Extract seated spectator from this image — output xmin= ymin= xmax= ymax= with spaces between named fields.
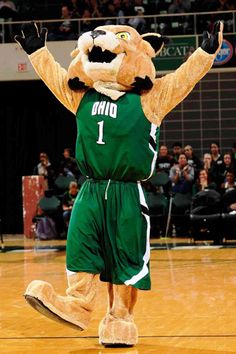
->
xmin=168 ymin=0 xmax=192 ymax=34
xmin=0 ymin=0 xmax=18 ymax=17
xmin=212 ymin=152 xmax=236 ymax=189
xmin=128 ymin=5 xmax=147 ymax=33
xmin=184 ymin=145 xmax=203 ymax=179
xmin=80 ymin=8 xmax=93 ymax=34
xmin=156 ymin=145 xmax=175 ymax=174
xmin=59 ymin=147 xmax=80 ymax=179
xmin=192 ymin=169 xmax=217 ymax=195
xmin=68 ymin=0 xmax=81 ymax=18
xmin=217 ymin=0 xmax=235 ymax=11
xmin=33 ymin=152 xmax=56 ymax=189
xmin=47 ymin=5 xmax=78 ymax=41
xmin=210 ymin=141 xmax=223 ymax=165
xmin=169 ymin=153 xmax=194 ymax=194
xmin=62 ymin=181 xmax=79 ymax=228
xmin=220 ymin=170 xmax=236 ymax=194
xmin=202 ymin=152 xmax=214 ymax=180
xmin=169 ymin=153 xmax=194 ymax=237
xmin=168 ymin=0 xmax=191 ymax=13
xmin=171 ymin=141 xmax=183 ymax=163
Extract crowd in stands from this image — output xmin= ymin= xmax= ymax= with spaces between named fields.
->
xmin=0 ymin=0 xmax=235 ymax=42
xmin=142 ymin=141 xmax=236 ymax=239
xmin=32 ymin=142 xmax=236 ymax=241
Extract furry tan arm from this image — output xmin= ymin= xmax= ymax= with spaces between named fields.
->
xmin=29 ymin=47 xmax=86 ymax=114
xmin=141 ymin=48 xmax=215 ymax=126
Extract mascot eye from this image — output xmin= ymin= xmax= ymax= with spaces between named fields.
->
xmin=116 ymin=32 xmax=131 ymax=41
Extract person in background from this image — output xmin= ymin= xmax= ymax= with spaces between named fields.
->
xmin=212 ymin=152 xmax=236 ymax=189
xmin=59 ymin=147 xmax=80 ymax=179
xmin=169 ymin=153 xmax=194 ymax=237
xmin=202 ymin=152 xmax=214 ymax=180
xmin=156 ymin=144 xmax=175 ymax=175
xmin=210 ymin=141 xmax=223 ymax=164
xmin=62 ymin=181 xmax=79 ymax=228
xmin=33 ymin=152 xmax=56 ymax=189
xmin=192 ymin=168 xmax=217 ymax=195
xmin=47 ymin=5 xmax=77 ymax=41
xmin=169 ymin=153 xmax=194 ymax=194
xmin=220 ymin=170 xmax=236 ymax=194
xmin=171 ymin=141 xmax=183 ymax=163
xmin=184 ymin=145 xmax=203 ymax=179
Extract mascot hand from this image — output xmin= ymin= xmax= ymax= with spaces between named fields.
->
xmin=15 ymin=22 xmax=47 ymax=55
xmin=201 ymin=21 xmax=223 ymax=55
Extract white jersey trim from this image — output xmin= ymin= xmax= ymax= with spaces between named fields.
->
xmin=142 ymin=123 xmax=158 ymax=181
xmin=124 ymin=182 xmax=150 ymax=286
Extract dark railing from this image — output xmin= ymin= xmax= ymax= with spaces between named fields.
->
xmin=0 ymin=10 xmax=235 ymax=43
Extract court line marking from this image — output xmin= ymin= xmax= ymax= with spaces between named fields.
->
xmin=1 ymin=334 xmax=236 ymax=340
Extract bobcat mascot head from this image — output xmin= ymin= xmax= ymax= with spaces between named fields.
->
xmin=67 ymin=25 xmax=167 ymax=98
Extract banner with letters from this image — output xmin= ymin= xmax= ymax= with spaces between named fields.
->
xmin=0 ymin=34 xmax=236 ymax=81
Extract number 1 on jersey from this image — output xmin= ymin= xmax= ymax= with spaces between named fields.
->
xmin=96 ymin=120 xmax=105 ymax=145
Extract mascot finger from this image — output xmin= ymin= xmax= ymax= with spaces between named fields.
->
xmin=21 ymin=22 xmax=40 ymax=38
xmin=14 ymin=35 xmax=25 ymax=48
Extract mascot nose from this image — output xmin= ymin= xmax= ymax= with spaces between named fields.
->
xmin=90 ymin=30 xmax=106 ymax=39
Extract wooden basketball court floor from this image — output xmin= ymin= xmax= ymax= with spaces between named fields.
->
xmin=1 ymin=235 xmax=236 ymax=353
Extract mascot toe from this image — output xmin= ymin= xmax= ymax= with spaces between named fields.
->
xmin=15 ymin=20 xmax=223 ymax=347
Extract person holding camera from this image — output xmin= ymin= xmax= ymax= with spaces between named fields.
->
xmin=169 ymin=153 xmax=194 ymax=194
xmin=169 ymin=153 xmax=194 ymax=236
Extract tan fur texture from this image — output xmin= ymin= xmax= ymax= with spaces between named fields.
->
xmin=24 ymin=273 xmax=99 ymax=330
xmin=99 ymin=284 xmax=138 ymax=345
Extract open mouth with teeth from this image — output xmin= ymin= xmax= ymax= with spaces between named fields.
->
xmin=88 ymin=46 xmax=117 ymax=63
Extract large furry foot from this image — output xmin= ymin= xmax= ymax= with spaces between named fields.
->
xmin=25 ymin=280 xmax=93 ymax=330
xmin=25 ymin=294 xmax=83 ymax=331
xmin=99 ymin=314 xmax=138 ymax=347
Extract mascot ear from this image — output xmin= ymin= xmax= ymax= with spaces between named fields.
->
xmin=141 ymin=33 xmax=169 ymax=56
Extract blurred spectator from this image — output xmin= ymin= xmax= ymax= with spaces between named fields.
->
xmin=210 ymin=141 xmax=223 ymax=164
xmin=113 ymin=0 xmax=125 ymax=25
xmin=62 ymin=181 xmax=79 ymax=227
xmin=68 ymin=0 xmax=81 ymax=18
xmin=168 ymin=0 xmax=192 ymax=34
xmin=220 ymin=170 xmax=236 ymax=194
xmin=212 ymin=152 xmax=236 ymax=189
xmin=47 ymin=5 xmax=78 ymax=41
xmin=170 ymin=153 xmax=194 ymax=236
xmin=184 ymin=145 xmax=203 ymax=179
xmin=171 ymin=141 xmax=183 ymax=163
xmin=122 ymin=0 xmax=135 ymax=17
xmin=202 ymin=152 xmax=214 ymax=181
xmin=169 ymin=153 xmax=194 ymax=194
xmin=217 ymin=0 xmax=235 ymax=11
xmin=59 ymin=147 xmax=80 ymax=179
xmin=128 ymin=4 xmax=147 ymax=33
xmin=80 ymin=8 xmax=94 ymax=33
xmin=192 ymin=168 xmax=217 ymax=195
xmin=156 ymin=144 xmax=175 ymax=174
xmin=168 ymin=0 xmax=191 ymax=13
xmin=33 ymin=152 xmax=56 ymax=189
xmin=0 ymin=0 xmax=16 ymax=11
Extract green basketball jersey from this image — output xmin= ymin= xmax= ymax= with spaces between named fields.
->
xmin=75 ymin=89 xmax=160 ymax=181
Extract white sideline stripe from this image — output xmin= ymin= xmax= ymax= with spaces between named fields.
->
xmin=124 ymin=182 xmax=150 ymax=286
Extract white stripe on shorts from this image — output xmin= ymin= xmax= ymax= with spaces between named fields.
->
xmin=124 ymin=182 xmax=150 ymax=286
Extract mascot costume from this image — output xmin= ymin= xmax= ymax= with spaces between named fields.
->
xmin=15 ymin=21 xmax=223 ymax=347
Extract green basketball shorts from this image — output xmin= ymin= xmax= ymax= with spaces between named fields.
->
xmin=66 ymin=179 xmax=151 ymax=290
